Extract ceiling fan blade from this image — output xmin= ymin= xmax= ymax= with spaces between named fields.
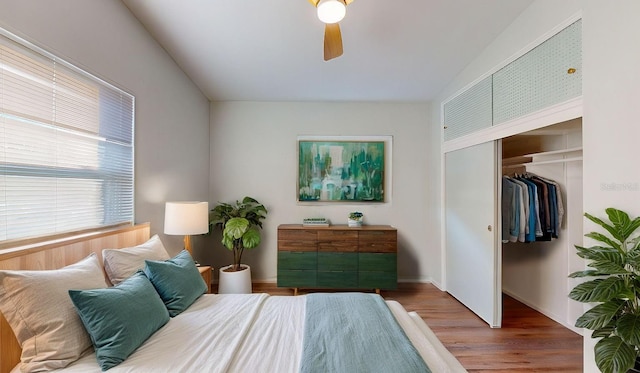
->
xmin=344 ymin=0 xmax=355 ymax=5
xmin=324 ymin=23 xmax=343 ymax=61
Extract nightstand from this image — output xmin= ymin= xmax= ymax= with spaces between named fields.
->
xmin=198 ymin=265 xmax=212 ymax=294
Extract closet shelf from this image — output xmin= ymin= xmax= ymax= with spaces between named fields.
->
xmin=503 ymin=146 xmax=583 ymax=166
xmin=503 ymin=156 xmax=533 ymax=167
xmin=526 ymin=156 xmax=583 ymax=166
xmin=523 ymin=146 xmax=583 ymax=157
xmin=503 ymin=156 xmax=583 ymax=168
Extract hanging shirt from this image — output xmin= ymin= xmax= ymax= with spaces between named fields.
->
xmin=516 ymin=177 xmax=538 ymax=242
xmin=530 ymin=177 xmax=552 ymax=241
xmin=535 ymin=175 xmax=564 ymax=233
xmin=502 ymin=177 xmax=522 ymax=243
xmin=501 ymin=177 xmax=514 ymax=243
xmin=511 ymin=178 xmax=531 ymax=241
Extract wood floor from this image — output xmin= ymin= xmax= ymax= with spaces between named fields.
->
xmin=250 ymin=282 xmax=583 ymax=372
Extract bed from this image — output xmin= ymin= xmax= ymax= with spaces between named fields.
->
xmin=0 ymin=223 xmax=466 ymax=373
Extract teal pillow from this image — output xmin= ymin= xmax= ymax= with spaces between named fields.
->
xmin=144 ymin=250 xmax=207 ymax=317
xmin=68 ymin=271 xmax=169 ymax=371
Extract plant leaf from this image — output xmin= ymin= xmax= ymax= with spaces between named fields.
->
xmin=241 ymin=196 xmax=259 ymax=205
xmin=221 ymin=234 xmax=234 ymax=251
xmin=589 ymin=260 xmax=628 ymax=275
xmin=241 ymin=228 xmax=261 ymax=249
xmin=617 ymin=314 xmax=640 ymax=346
xmin=575 ymin=300 xmax=624 ymax=330
xmin=568 ymin=270 xmax=607 ymax=278
xmin=623 ymin=217 xmax=640 ymax=243
xmin=607 ymin=208 xmax=640 ymax=243
xmin=224 ymin=217 xmax=250 ymax=239
xmin=591 ymin=323 xmax=615 ymax=339
xmin=586 ymin=212 xmax=624 ymax=243
xmin=628 ymin=246 xmax=640 ymax=273
xmin=606 ymin=208 xmax=633 ymax=240
xmin=576 ymin=245 xmax=621 ymax=261
xmin=584 ymin=233 xmax=621 ymax=252
xmin=582 ymin=248 xmax=627 ymax=274
xmin=594 ymin=336 xmax=636 ymax=373
xmin=569 ymin=278 xmax=626 ymax=303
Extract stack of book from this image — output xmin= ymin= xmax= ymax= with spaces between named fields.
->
xmin=302 ymin=218 xmax=330 ymax=227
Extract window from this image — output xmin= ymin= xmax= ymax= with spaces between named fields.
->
xmin=0 ymin=29 xmax=134 ymax=241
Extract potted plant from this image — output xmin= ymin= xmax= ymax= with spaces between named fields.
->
xmin=569 ymin=208 xmax=640 ymax=373
xmin=348 ymin=211 xmax=363 ymax=227
xmin=209 ymin=196 xmax=268 ymax=293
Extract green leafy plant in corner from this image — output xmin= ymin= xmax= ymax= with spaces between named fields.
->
xmin=569 ymin=208 xmax=640 ymax=373
xmin=209 ymin=196 xmax=268 ymax=272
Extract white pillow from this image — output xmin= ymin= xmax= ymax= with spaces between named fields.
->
xmin=102 ymin=234 xmax=170 ymax=285
xmin=0 ymin=253 xmax=107 ymax=372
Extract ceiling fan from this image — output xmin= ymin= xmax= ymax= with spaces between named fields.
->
xmin=308 ymin=0 xmax=355 ymax=61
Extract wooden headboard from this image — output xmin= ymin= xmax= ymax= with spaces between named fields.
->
xmin=0 ymin=223 xmax=151 ymax=373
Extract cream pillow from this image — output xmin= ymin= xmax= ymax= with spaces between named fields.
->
xmin=102 ymin=234 xmax=170 ymax=285
xmin=0 ymin=253 xmax=107 ymax=372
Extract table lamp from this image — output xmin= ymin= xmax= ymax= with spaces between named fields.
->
xmin=164 ymin=201 xmax=209 ymax=256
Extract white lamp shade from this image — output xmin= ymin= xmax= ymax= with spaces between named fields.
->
xmin=317 ymin=0 xmax=346 ymax=24
xmin=164 ymin=201 xmax=209 ymax=235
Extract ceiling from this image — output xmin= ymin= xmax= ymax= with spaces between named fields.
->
xmin=122 ymin=0 xmax=533 ymax=102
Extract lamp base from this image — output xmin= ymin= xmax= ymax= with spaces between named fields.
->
xmin=183 ymin=235 xmax=198 ymax=265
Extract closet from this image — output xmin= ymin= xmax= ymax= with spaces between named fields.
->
xmin=500 ymin=118 xmax=583 ymax=333
xmin=442 ymin=16 xmax=583 ymax=330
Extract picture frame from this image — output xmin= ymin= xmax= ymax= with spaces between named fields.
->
xmin=297 ymin=135 xmax=391 ymax=203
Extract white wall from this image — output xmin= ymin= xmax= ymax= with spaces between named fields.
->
xmin=581 ymin=1 xmax=640 ymax=371
xmin=206 ymin=101 xmax=436 ymax=283
xmin=434 ymin=0 xmax=640 ymax=371
xmin=0 ymin=0 xmax=211 ymax=257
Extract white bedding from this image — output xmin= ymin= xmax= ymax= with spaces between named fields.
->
xmin=24 ymin=294 xmax=466 ymax=373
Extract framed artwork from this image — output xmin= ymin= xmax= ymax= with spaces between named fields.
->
xmin=297 ymin=136 xmax=391 ymax=202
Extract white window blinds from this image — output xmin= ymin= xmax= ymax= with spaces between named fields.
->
xmin=0 ymin=30 xmax=134 ymax=241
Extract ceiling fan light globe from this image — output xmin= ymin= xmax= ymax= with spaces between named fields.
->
xmin=317 ymin=0 xmax=346 ymax=24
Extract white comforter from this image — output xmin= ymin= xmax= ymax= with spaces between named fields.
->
xmin=38 ymin=294 xmax=465 ymax=373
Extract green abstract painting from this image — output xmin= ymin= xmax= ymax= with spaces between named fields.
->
xmin=298 ymin=140 xmax=385 ymax=202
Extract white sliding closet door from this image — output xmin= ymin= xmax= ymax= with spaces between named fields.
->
xmin=445 ymin=141 xmax=501 ymax=327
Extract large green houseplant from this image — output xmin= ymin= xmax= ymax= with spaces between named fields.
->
xmin=569 ymin=208 xmax=640 ymax=373
xmin=209 ymin=196 xmax=268 ymax=272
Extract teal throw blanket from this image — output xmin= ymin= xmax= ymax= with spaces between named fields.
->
xmin=300 ymin=293 xmax=431 ymax=373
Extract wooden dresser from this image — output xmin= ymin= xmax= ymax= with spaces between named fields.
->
xmin=277 ymin=224 xmax=397 ymax=294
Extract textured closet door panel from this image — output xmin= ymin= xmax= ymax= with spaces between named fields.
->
xmin=443 ymin=76 xmax=493 ymax=141
xmin=445 ymin=141 xmax=501 ymax=327
xmin=493 ymin=20 xmax=582 ymax=125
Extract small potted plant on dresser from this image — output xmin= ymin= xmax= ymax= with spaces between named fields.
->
xmin=348 ymin=211 xmax=363 ymax=227
xmin=209 ymin=196 xmax=268 ymax=294
xmin=568 ymin=208 xmax=640 ymax=373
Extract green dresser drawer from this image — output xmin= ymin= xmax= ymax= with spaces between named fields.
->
xmin=277 ymin=270 xmax=317 ymax=287
xmin=358 ymin=271 xmax=397 ymax=290
xmin=317 ymin=271 xmax=358 ymax=288
xmin=317 ymin=252 xmax=358 ymax=271
xmin=358 ymin=253 xmax=397 ymax=272
xmin=278 ymin=251 xmax=317 ymax=270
